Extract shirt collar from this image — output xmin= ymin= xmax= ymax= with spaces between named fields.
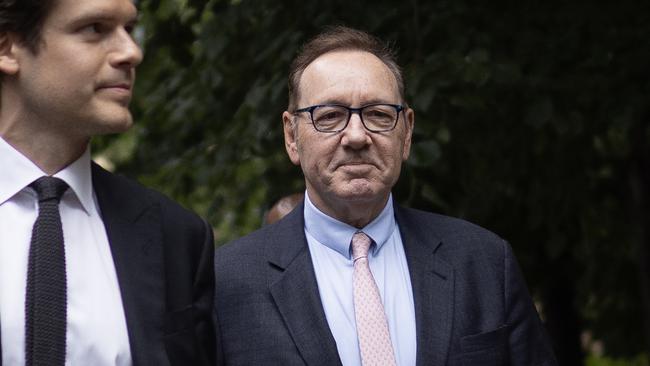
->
xmin=0 ymin=137 xmax=94 ymax=215
xmin=303 ymin=191 xmax=396 ymax=260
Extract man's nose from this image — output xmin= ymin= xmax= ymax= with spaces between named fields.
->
xmin=109 ymin=29 xmax=143 ymax=69
xmin=341 ymin=112 xmax=371 ymax=149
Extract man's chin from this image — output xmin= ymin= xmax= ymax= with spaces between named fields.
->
xmin=334 ymin=182 xmax=384 ymax=203
xmin=89 ymin=116 xmax=133 ymax=135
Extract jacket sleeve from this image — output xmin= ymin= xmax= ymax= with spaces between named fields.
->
xmin=503 ymin=241 xmax=558 ymax=366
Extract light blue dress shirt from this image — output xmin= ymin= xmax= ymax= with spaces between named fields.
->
xmin=304 ymin=192 xmax=417 ymax=366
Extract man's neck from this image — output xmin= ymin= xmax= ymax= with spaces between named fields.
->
xmin=0 ymin=85 xmax=90 ymax=174
xmin=1 ymin=123 xmax=88 ymax=175
xmin=307 ymin=190 xmax=390 ymax=229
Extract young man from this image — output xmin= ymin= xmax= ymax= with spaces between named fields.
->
xmin=214 ymin=26 xmax=558 ymax=365
xmin=0 ymin=0 xmax=214 ymax=364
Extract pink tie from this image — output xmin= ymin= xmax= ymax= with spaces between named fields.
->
xmin=351 ymin=231 xmax=397 ymax=366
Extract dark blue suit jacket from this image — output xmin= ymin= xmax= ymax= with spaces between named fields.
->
xmin=214 ymin=201 xmax=557 ymax=365
xmin=1 ymin=163 xmax=215 ymax=366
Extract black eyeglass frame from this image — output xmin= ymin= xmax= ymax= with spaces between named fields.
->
xmin=293 ymin=103 xmax=405 ymax=133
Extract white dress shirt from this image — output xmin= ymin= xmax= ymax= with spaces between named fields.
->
xmin=0 ymin=137 xmax=132 ymax=365
xmin=304 ymin=192 xmax=417 ymax=366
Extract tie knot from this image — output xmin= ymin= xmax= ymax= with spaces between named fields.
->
xmin=30 ymin=176 xmax=69 ymax=202
xmin=351 ymin=231 xmax=372 ymax=261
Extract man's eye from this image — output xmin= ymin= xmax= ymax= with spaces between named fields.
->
xmin=81 ymin=23 xmax=108 ymax=35
xmin=124 ymin=19 xmax=139 ymax=35
xmin=366 ymin=110 xmax=390 ymax=118
xmin=320 ymin=112 xmax=344 ymax=120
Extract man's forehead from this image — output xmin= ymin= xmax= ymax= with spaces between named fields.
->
xmin=299 ymin=50 xmax=400 ymax=104
xmin=46 ymin=0 xmax=138 ymax=23
xmin=305 ymin=50 xmax=390 ymax=75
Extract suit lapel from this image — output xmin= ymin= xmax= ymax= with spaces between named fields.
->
xmin=92 ymin=163 xmax=167 ymax=366
xmin=396 ymin=206 xmax=454 ymax=366
xmin=266 ymin=205 xmax=342 ymax=366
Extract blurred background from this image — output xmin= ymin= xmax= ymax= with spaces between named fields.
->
xmin=93 ymin=0 xmax=650 ymax=364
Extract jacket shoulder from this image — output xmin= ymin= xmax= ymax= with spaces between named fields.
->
xmin=397 ymin=206 xmax=504 ymax=244
xmin=216 ymin=206 xmax=299 ymax=259
xmin=395 ymin=206 xmax=508 ymax=264
xmin=215 ymin=203 xmax=306 ymax=277
xmin=91 ymin=162 xmax=205 ymax=226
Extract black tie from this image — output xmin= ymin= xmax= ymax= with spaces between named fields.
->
xmin=25 ymin=176 xmax=69 ymax=366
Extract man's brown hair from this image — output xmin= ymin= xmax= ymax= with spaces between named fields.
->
xmin=0 ymin=0 xmax=56 ymax=52
xmin=287 ymin=26 xmax=405 ymax=112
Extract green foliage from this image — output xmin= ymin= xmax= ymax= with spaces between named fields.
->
xmin=94 ymin=0 xmax=650 ymax=360
xmin=587 ymin=354 xmax=649 ymax=366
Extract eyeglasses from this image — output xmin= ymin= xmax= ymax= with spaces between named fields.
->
xmin=293 ymin=103 xmax=405 ymax=133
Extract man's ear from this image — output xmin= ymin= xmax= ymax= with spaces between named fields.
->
xmin=0 ymin=33 xmax=20 ymax=75
xmin=401 ymin=107 xmax=415 ymax=161
xmin=283 ymin=111 xmax=301 ymax=166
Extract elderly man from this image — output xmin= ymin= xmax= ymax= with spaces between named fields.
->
xmin=0 ymin=0 xmax=214 ymax=364
xmin=214 ymin=26 xmax=557 ymax=365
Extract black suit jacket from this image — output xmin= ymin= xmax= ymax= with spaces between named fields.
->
xmin=1 ymin=163 xmax=215 ymax=366
xmin=214 ymin=201 xmax=557 ymax=365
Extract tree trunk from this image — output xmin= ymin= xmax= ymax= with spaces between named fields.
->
xmin=626 ymin=111 xmax=650 ymax=354
xmin=542 ymin=266 xmax=585 ymax=365
xmin=628 ymin=146 xmax=650 ymax=354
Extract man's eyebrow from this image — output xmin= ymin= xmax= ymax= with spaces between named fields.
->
xmin=316 ymin=98 xmax=347 ymax=106
xmin=316 ymin=98 xmax=394 ymax=106
xmin=69 ymin=11 xmax=139 ymax=26
xmin=359 ymin=98 xmax=395 ymax=106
